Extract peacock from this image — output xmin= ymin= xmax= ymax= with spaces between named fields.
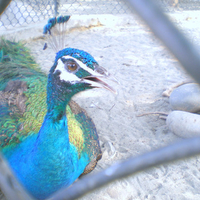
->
xmin=0 ymin=16 xmax=115 ymax=199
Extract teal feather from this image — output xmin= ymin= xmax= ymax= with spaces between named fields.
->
xmin=0 ymin=32 xmax=104 ymax=199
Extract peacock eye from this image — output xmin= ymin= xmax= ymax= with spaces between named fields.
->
xmin=65 ymin=62 xmax=78 ymax=72
xmin=61 ymin=57 xmax=79 ymax=72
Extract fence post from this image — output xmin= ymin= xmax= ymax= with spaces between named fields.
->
xmin=54 ymin=0 xmax=60 ymax=16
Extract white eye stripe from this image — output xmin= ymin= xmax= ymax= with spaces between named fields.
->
xmin=55 ymin=59 xmax=80 ymax=83
xmin=61 ymin=55 xmax=101 ymax=77
xmin=54 ymin=55 xmax=104 ymax=84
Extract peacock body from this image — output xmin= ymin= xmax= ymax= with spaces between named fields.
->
xmin=0 ymin=16 xmax=114 ymax=199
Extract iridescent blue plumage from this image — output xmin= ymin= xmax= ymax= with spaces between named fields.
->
xmin=4 ymin=114 xmax=89 ymax=199
xmin=0 ymin=16 xmax=115 ymax=199
xmin=55 ymin=48 xmax=97 ymax=70
xmin=43 ymin=15 xmax=70 ymax=34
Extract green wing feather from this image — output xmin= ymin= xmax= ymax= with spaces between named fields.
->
xmin=0 ymin=38 xmax=43 ymax=90
xmin=0 ymin=39 xmax=101 ymax=163
xmin=0 ymin=38 xmax=46 ymax=147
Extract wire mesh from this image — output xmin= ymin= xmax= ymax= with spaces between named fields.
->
xmin=156 ymin=0 xmax=200 ymax=11
xmin=0 ymin=0 xmax=55 ymax=30
xmin=1 ymin=0 xmax=200 ymax=30
xmin=179 ymin=0 xmax=200 ymax=10
xmin=58 ymin=0 xmax=131 ymax=15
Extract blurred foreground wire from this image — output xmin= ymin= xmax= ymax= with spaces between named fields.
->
xmin=0 ymin=0 xmax=11 ymax=15
xmin=0 ymin=153 xmax=33 ymax=200
xmin=50 ymin=137 xmax=200 ymax=200
xmin=124 ymin=0 xmax=200 ymax=84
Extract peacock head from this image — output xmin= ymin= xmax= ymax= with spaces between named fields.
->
xmin=44 ymin=16 xmax=115 ymax=108
xmin=47 ymin=48 xmax=115 ymax=107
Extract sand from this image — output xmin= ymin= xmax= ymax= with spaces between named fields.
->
xmin=6 ymin=10 xmax=200 ymax=200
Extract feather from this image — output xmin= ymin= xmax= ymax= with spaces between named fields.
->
xmin=43 ymin=15 xmax=70 ymax=52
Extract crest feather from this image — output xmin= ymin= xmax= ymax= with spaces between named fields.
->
xmin=43 ymin=15 xmax=71 ymax=52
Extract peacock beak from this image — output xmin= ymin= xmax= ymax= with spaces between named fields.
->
xmin=82 ymin=65 xmax=118 ymax=94
xmin=83 ymin=75 xmax=117 ymax=94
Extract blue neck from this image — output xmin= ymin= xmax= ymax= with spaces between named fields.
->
xmin=47 ymin=99 xmax=69 ymax=122
xmin=37 ymin=111 xmax=69 ymax=150
xmin=20 ymin=106 xmax=75 ymax=199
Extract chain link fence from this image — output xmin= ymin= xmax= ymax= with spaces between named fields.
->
xmin=1 ymin=0 xmax=200 ymax=30
xmin=0 ymin=0 xmax=55 ymax=30
xmin=158 ymin=0 xmax=200 ymax=11
xmin=57 ymin=0 xmax=131 ymax=15
xmin=179 ymin=0 xmax=200 ymax=10
xmin=0 ymin=0 xmax=131 ymax=30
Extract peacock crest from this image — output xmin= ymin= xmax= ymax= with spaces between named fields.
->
xmin=43 ymin=15 xmax=70 ymax=52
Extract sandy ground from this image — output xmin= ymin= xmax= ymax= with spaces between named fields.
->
xmin=16 ymin=10 xmax=200 ymax=200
